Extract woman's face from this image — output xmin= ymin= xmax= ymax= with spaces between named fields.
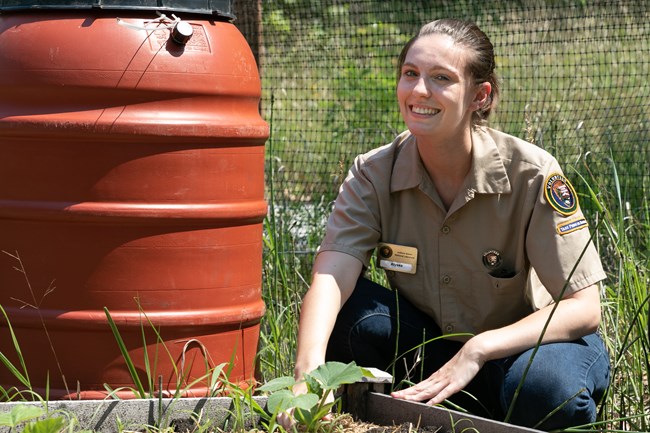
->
xmin=397 ymin=34 xmax=489 ymax=142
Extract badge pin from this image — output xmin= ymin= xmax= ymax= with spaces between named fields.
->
xmin=379 ymin=245 xmax=393 ymax=259
xmin=482 ymin=249 xmax=503 ymax=270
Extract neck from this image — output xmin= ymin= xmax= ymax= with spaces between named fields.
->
xmin=416 ymin=128 xmax=473 ymax=180
xmin=415 ymin=129 xmax=473 ymax=210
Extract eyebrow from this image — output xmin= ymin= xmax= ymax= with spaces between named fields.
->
xmin=401 ymin=61 xmax=459 ymax=75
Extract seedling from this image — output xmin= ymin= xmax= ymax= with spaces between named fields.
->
xmin=0 ymin=405 xmax=65 ymax=433
xmin=257 ymin=361 xmax=373 ymax=432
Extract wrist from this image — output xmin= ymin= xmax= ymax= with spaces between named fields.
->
xmin=465 ymin=332 xmax=493 ymax=364
xmin=294 ymin=358 xmax=324 ymax=381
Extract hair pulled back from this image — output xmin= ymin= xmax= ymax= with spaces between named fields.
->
xmin=397 ymin=18 xmax=499 ymax=125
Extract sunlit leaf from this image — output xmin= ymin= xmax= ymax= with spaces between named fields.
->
xmin=267 ymin=389 xmax=296 ymax=413
xmin=291 ymin=393 xmax=319 ymax=411
xmin=309 ymin=361 xmax=366 ymax=390
xmin=257 ymin=376 xmax=296 ymax=393
xmin=0 ymin=405 xmax=45 ymax=428
xmin=23 ymin=417 xmax=65 ymax=433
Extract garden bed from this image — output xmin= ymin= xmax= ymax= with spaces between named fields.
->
xmin=0 ymin=369 xmax=542 ymax=433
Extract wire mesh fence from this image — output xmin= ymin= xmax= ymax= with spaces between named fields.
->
xmin=234 ymin=0 xmax=649 ymax=213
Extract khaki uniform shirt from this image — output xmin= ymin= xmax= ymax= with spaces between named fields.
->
xmin=319 ymin=127 xmax=606 ymax=341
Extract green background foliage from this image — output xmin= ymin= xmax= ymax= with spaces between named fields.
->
xmin=235 ymin=0 xmax=649 ymax=209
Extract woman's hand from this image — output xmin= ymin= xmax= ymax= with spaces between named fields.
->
xmin=276 ymin=381 xmax=306 ymax=430
xmin=390 ymin=337 xmax=486 ymax=405
xmin=280 ymin=251 xmax=362 ymax=428
xmin=390 ymin=284 xmax=601 ymax=406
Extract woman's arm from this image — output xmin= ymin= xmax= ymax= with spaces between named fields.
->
xmin=293 ymin=250 xmax=364 ymax=381
xmin=391 ymin=284 xmax=601 ymax=405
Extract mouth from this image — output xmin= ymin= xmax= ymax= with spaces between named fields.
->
xmin=410 ymin=105 xmax=440 ymax=116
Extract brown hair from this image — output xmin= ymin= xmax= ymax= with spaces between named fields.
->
xmin=397 ymin=19 xmax=499 ymax=124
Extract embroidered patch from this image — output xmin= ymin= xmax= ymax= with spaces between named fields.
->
xmin=544 ymin=173 xmax=579 ymax=216
xmin=557 ymin=217 xmax=588 ymax=235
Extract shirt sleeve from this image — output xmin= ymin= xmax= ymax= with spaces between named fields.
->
xmin=526 ymin=158 xmax=606 ymax=301
xmin=318 ymin=154 xmax=382 ymax=267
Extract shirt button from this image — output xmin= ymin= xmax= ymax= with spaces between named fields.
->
xmin=445 ymin=324 xmax=454 ymax=333
xmin=441 ymin=275 xmax=452 ymax=284
xmin=441 ymin=225 xmax=451 ymax=234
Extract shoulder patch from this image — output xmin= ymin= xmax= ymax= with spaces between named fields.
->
xmin=544 ymin=173 xmax=579 ymax=216
xmin=556 ymin=217 xmax=588 ymax=235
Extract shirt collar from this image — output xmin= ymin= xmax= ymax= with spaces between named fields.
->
xmin=390 ymin=128 xmax=511 ymax=195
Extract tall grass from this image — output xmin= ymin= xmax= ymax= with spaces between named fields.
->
xmin=578 ymin=155 xmax=649 ymax=432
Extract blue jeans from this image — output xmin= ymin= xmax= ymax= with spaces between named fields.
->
xmin=326 ymin=277 xmax=611 ymax=430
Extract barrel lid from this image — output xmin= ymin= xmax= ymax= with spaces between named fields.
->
xmin=0 ymin=1 xmax=234 ymax=19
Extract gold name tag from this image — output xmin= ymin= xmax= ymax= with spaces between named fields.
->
xmin=377 ymin=243 xmax=418 ymax=274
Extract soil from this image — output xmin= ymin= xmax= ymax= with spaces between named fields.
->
xmin=334 ymin=414 xmax=442 ymax=433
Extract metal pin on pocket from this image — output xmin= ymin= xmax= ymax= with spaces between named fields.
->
xmin=482 ymin=249 xmax=503 ymax=271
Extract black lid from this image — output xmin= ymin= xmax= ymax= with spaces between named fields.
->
xmin=0 ymin=0 xmax=234 ymax=19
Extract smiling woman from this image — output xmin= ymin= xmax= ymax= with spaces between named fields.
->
xmin=287 ymin=18 xmax=610 ymax=431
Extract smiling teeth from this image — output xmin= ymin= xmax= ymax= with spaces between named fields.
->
xmin=412 ymin=106 xmax=440 ymax=115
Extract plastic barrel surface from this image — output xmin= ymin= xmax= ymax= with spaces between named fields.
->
xmin=0 ymin=5 xmax=268 ymax=398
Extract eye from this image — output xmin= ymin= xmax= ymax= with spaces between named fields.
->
xmin=402 ymin=69 xmax=418 ymax=78
xmin=434 ymin=74 xmax=450 ymax=81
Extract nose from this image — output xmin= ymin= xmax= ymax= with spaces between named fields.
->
xmin=413 ymin=77 xmax=430 ymax=96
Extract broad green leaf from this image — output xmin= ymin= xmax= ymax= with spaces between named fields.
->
xmin=257 ymin=376 xmax=295 ymax=393
xmin=290 ymin=393 xmax=319 ymax=411
xmin=0 ymin=405 xmax=45 ymax=427
xmin=309 ymin=361 xmax=366 ymax=390
xmin=23 ymin=417 xmax=65 ymax=433
xmin=267 ymin=390 xmax=319 ymax=414
xmin=266 ymin=389 xmax=296 ymax=413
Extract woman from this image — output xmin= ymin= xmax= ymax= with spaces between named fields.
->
xmin=292 ymin=19 xmax=610 ymax=430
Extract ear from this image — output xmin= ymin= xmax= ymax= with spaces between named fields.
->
xmin=472 ymin=82 xmax=492 ymax=111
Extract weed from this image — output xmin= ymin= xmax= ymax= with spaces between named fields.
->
xmin=257 ymin=361 xmax=372 ymax=432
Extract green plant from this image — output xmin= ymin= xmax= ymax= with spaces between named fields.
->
xmin=103 ymin=304 xmax=233 ymax=401
xmin=0 ymin=305 xmax=33 ymax=401
xmin=256 ymin=361 xmax=373 ymax=432
xmin=0 ymin=405 xmax=64 ymax=433
xmin=577 ymin=155 xmax=650 ymax=432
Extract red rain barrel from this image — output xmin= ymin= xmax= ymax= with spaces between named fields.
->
xmin=0 ymin=1 xmax=268 ymax=399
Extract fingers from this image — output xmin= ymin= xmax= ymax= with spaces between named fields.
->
xmin=390 ymin=354 xmax=477 ymax=406
xmin=277 ymin=409 xmax=295 ymax=430
xmin=424 ymin=383 xmax=458 ymax=406
xmin=391 ymin=375 xmax=460 ymax=405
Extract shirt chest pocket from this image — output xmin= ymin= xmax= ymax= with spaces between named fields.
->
xmin=468 ymin=269 xmax=530 ymax=328
xmin=478 ymin=269 xmax=527 ymax=292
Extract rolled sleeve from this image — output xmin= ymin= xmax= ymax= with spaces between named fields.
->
xmin=526 ymin=160 xmax=606 ymax=301
xmin=318 ymin=155 xmax=382 ymax=267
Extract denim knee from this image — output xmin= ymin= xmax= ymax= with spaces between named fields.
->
xmin=504 ymin=365 xmax=597 ymax=429
xmin=500 ymin=333 xmax=610 ymax=430
xmin=326 ymin=277 xmax=397 ymax=368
